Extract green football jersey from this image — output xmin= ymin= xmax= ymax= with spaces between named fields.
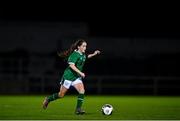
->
xmin=62 ymin=50 xmax=86 ymax=81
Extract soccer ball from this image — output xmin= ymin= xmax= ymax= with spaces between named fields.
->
xmin=101 ymin=104 xmax=113 ymax=115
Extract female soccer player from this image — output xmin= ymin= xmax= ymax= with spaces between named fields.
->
xmin=42 ymin=39 xmax=100 ymax=114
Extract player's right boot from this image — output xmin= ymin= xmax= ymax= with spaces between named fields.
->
xmin=42 ymin=97 xmax=49 ymax=109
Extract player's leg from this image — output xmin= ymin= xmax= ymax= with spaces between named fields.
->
xmin=42 ymin=85 xmax=68 ymax=109
xmin=72 ymin=78 xmax=85 ymax=114
xmin=47 ymin=85 xmax=68 ymax=101
xmin=42 ymin=80 xmax=71 ymax=109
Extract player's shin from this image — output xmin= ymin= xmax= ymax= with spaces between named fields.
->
xmin=76 ymin=93 xmax=84 ymax=109
xmin=47 ymin=93 xmax=60 ymax=102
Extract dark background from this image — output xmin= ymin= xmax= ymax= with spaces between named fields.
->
xmin=0 ymin=7 xmax=180 ymax=95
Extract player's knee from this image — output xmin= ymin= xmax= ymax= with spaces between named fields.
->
xmin=58 ymin=92 xmax=65 ymax=98
xmin=79 ymin=89 xmax=85 ymax=94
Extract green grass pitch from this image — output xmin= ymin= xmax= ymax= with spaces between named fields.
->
xmin=0 ymin=95 xmax=180 ymax=120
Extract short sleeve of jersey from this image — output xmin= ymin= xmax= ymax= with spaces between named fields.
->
xmin=68 ymin=52 xmax=79 ymax=64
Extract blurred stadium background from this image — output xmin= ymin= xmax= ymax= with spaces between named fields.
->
xmin=0 ymin=11 xmax=180 ymax=96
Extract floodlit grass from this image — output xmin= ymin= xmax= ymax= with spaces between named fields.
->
xmin=0 ymin=95 xmax=180 ymax=120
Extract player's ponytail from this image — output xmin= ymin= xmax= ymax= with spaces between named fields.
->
xmin=58 ymin=39 xmax=86 ymax=58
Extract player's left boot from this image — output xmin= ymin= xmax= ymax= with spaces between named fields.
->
xmin=75 ymin=108 xmax=85 ymax=115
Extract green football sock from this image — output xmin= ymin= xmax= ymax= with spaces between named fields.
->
xmin=47 ymin=93 xmax=59 ymax=102
xmin=76 ymin=93 xmax=84 ymax=109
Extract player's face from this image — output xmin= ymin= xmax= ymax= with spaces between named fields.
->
xmin=78 ymin=42 xmax=87 ymax=53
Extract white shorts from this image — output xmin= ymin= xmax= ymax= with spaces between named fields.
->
xmin=61 ymin=77 xmax=83 ymax=89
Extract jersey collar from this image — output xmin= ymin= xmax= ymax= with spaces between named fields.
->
xmin=74 ymin=50 xmax=83 ymax=55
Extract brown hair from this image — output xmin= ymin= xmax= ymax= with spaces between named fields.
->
xmin=58 ymin=39 xmax=86 ymax=58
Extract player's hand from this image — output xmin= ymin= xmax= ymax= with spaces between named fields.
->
xmin=94 ymin=50 xmax=101 ymax=55
xmin=80 ymin=72 xmax=85 ymax=78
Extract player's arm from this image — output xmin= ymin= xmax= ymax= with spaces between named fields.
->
xmin=87 ymin=50 xmax=101 ymax=59
xmin=69 ymin=63 xmax=85 ymax=78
